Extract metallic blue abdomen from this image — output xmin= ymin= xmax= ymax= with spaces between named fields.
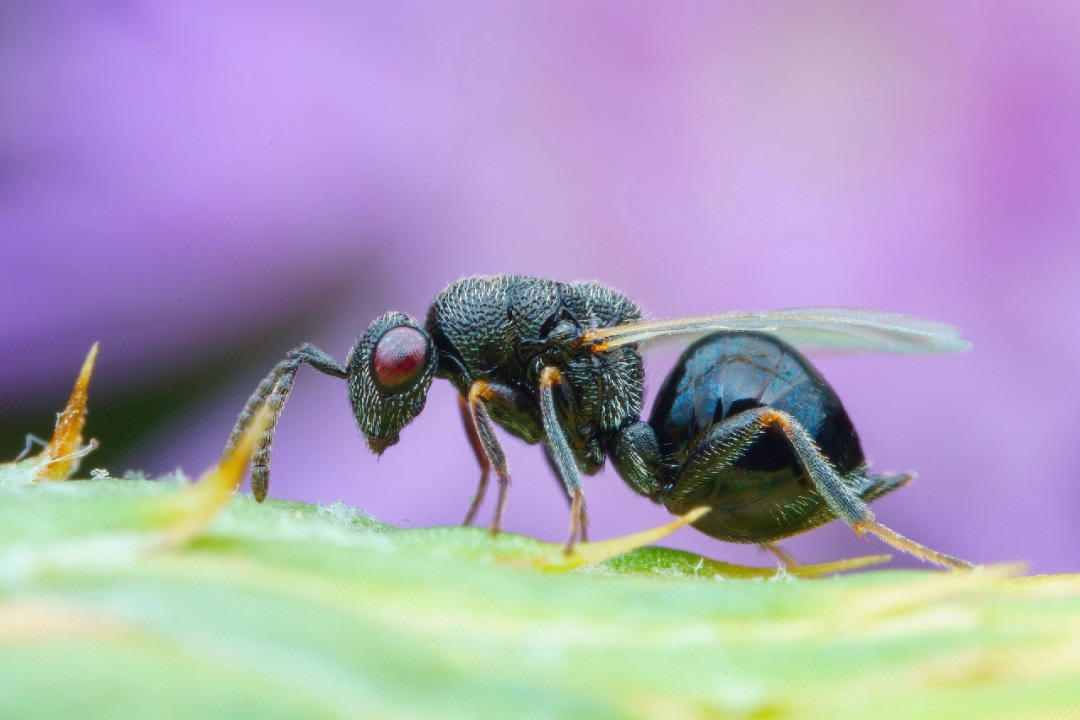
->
xmin=648 ymin=331 xmax=865 ymax=542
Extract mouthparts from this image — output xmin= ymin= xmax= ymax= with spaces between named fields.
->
xmin=366 ymin=434 xmax=396 ymax=455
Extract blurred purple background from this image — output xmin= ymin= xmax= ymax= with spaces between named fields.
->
xmin=4 ymin=2 xmax=1079 ymax=571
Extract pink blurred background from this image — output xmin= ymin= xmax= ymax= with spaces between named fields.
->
xmin=4 ymin=2 xmax=1078 ymax=571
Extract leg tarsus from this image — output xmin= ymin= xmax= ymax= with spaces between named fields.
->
xmin=565 ymin=488 xmax=587 ymax=553
xmin=458 ymin=395 xmax=491 ymax=526
xmin=854 ymin=518 xmax=974 ymax=570
xmin=678 ymin=406 xmax=968 ymax=570
xmin=541 ymin=445 xmax=590 ymax=543
xmin=491 ymin=473 xmax=510 ymax=536
xmin=463 ymin=471 xmax=489 ymax=527
xmin=762 ymin=542 xmax=799 ymax=568
xmin=761 ymin=409 xmax=971 ymax=568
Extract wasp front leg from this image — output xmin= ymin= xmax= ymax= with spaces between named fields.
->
xmin=462 ymin=380 xmax=538 ymax=536
xmin=458 ymin=395 xmax=491 ymax=527
xmin=538 ymin=367 xmax=589 ymax=553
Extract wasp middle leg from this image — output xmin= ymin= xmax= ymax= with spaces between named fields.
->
xmin=538 ymin=367 xmax=588 ymax=553
xmin=464 ymin=380 xmax=532 ymax=536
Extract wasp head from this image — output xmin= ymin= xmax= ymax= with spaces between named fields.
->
xmin=346 ymin=312 xmax=437 ymax=454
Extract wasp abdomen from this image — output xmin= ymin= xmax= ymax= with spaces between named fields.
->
xmin=647 ymin=331 xmax=867 ymax=542
xmin=650 ymin=332 xmax=863 ymax=472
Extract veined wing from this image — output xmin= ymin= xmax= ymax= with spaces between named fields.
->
xmin=582 ymin=308 xmax=971 ymax=355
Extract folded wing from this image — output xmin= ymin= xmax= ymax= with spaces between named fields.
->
xmin=583 ymin=307 xmax=970 ymax=355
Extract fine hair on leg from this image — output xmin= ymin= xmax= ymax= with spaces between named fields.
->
xmin=223 ymin=345 xmax=347 ymax=502
xmin=458 ymin=395 xmax=492 ymax=526
xmin=758 ymin=408 xmax=973 ymax=570
xmin=538 ymin=367 xmax=588 ymax=553
xmin=466 ymin=381 xmax=512 ymax=535
xmin=674 ymin=406 xmax=972 ymax=569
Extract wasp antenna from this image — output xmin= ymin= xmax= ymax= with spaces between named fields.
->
xmin=224 ymin=344 xmax=347 ymax=502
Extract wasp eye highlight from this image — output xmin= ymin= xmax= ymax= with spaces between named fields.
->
xmin=372 ymin=326 xmax=429 ymax=389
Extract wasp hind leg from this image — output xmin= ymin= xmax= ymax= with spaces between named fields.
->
xmin=759 ymin=473 xmax=911 ymax=567
xmin=674 ymin=408 xmax=972 ymax=570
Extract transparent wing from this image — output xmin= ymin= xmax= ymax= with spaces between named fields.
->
xmin=583 ymin=308 xmax=970 ymax=355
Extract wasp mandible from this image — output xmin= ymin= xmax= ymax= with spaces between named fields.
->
xmin=224 ymin=275 xmax=973 ymax=568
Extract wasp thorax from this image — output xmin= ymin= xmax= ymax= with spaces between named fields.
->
xmin=346 ymin=312 xmax=436 ymax=453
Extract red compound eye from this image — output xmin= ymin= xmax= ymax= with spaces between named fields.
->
xmin=372 ymin=326 xmax=428 ymax=389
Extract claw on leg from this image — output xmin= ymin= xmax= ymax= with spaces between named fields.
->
xmin=490 ymin=473 xmax=509 ymax=536
xmin=564 ymin=488 xmax=587 ymax=554
xmin=462 ymin=469 xmax=489 ymax=527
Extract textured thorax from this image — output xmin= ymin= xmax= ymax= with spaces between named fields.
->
xmin=425 ymin=276 xmax=645 ymax=453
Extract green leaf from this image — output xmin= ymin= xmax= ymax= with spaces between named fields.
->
xmin=3 ymin=457 xmax=1080 ymax=719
